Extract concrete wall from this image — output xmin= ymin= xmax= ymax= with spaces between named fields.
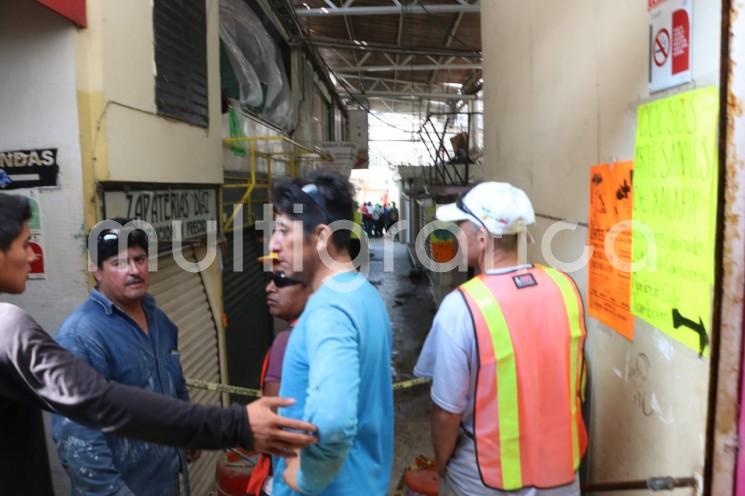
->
xmin=481 ymin=0 xmax=720 ymax=489
xmin=0 ymin=0 xmax=88 ymax=337
xmin=293 ymin=57 xmax=330 ymax=146
xmin=0 ymin=2 xmax=90 ymax=493
xmin=90 ymin=0 xmax=223 ymax=184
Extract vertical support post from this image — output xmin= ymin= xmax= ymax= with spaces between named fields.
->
xmin=249 ymin=142 xmax=257 ymax=224
xmin=466 ymin=112 xmax=472 ymax=185
xmin=267 ymin=155 xmax=273 ymax=203
xmin=707 ymin=0 xmax=745 ymax=493
xmin=291 ymin=48 xmax=302 ymax=140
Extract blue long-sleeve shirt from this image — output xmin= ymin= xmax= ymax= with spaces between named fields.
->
xmin=273 ymin=272 xmax=394 ymax=496
xmin=52 ymin=290 xmax=188 ymax=496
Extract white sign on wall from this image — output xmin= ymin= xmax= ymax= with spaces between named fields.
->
xmin=649 ymin=0 xmax=692 ymax=93
xmin=103 ymin=185 xmax=218 ymax=243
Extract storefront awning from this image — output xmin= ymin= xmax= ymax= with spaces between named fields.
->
xmin=36 ymin=0 xmax=86 ymax=28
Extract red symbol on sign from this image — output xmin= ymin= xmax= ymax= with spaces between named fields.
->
xmin=654 ymin=28 xmax=670 ymax=67
xmin=29 ymin=241 xmax=44 ymax=275
xmin=672 ymin=9 xmax=690 ymax=75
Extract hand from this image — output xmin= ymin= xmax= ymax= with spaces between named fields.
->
xmin=246 ymin=396 xmax=318 ymax=457
xmin=186 ymin=449 xmax=201 ymax=464
xmin=431 ymin=458 xmax=447 ymax=476
xmin=283 ymin=452 xmax=301 ymax=492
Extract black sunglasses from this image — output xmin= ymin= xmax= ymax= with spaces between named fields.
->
xmin=455 ymin=191 xmax=489 ymax=231
xmin=272 ymin=271 xmax=303 ymax=288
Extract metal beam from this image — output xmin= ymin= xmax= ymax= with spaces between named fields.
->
xmin=430 ymin=12 xmax=465 ymax=84
xmin=307 ymin=38 xmax=481 ymax=57
xmin=342 ymin=11 xmax=365 ymax=94
xmin=339 ymin=74 xmax=434 ymax=90
xmin=347 ymin=92 xmax=480 ymax=100
xmin=333 ymin=63 xmax=482 ymax=73
xmin=339 ymin=74 xmax=470 ymax=95
xmin=394 ymin=6 xmax=405 ymax=93
xmin=296 ymin=3 xmax=480 ymax=16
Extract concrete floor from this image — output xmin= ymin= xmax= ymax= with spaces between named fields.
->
xmin=366 ymin=239 xmax=436 ymax=494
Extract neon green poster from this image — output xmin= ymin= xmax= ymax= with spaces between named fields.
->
xmin=631 ymin=87 xmax=719 ymax=355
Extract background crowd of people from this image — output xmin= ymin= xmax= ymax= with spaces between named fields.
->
xmin=359 ymin=201 xmax=399 ymax=238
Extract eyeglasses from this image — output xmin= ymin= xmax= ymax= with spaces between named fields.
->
xmin=455 ymin=191 xmax=489 ymax=231
xmin=272 ymin=271 xmax=303 ymax=289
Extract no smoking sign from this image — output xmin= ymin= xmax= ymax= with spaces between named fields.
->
xmin=653 ymin=28 xmax=670 ymax=67
xmin=649 ymin=0 xmax=691 ymax=92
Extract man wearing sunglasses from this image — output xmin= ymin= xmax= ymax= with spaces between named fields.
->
xmin=269 ymin=171 xmax=394 ymax=496
xmin=50 ymin=219 xmax=311 ymax=496
xmin=412 ymin=182 xmax=586 ymax=496
xmin=0 ymin=194 xmax=316 ymax=496
xmin=247 ymin=261 xmax=312 ymax=496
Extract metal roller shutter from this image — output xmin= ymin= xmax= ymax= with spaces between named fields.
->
xmin=223 ymin=226 xmax=274 ymax=403
xmin=150 ymin=247 xmax=221 ymax=496
xmin=153 ymin=0 xmax=209 ymax=127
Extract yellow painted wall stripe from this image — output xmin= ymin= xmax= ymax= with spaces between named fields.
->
xmin=462 ymin=278 xmax=523 ymax=490
xmin=541 ymin=267 xmax=583 ymax=469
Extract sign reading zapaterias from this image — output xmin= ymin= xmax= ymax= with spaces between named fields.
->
xmin=0 ymin=148 xmax=59 ymax=189
xmin=103 ymin=184 xmax=218 ymax=243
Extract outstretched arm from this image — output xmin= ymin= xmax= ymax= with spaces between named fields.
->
xmin=2 ymin=306 xmax=316 ymax=453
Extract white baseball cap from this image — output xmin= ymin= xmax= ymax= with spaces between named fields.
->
xmin=436 ymin=182 xmax=535 ymax=236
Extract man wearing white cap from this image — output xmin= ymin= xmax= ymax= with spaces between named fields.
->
xmin=413 ymin=182 xmax=587 ymax=496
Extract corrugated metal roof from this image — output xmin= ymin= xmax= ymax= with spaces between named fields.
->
xmin=293 ymin=0 xmax=482 ymax=91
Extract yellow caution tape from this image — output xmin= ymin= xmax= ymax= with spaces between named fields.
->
xmin=186 ymin=377 xmax=431 ymax=398
xmin=186 ymin=378 xmax=261 ymax=398
xmin=392 ymin=377 xmax=432 ymax=391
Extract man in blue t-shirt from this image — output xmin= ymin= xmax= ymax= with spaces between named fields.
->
xmin=268 ymin=171 xmax=393 ymax=495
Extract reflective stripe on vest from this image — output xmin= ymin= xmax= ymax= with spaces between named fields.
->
xmin=542 ymin=266 xmax=585 ymax=471
xmin=459 ymin=265 xmax=587 ymax=491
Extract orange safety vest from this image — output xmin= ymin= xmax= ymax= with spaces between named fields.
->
xmin=458 ymin=264 xmax=587 ymax=491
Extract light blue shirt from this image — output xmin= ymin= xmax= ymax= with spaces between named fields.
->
xmin=273 ymin=272 xmax=393 ymax=496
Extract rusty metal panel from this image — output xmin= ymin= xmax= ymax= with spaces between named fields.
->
xmin=708 ymin=0 xmax=745 ymax=493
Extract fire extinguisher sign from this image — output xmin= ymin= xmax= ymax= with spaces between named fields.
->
xmin=649 ymin=0 xmax=691 ymax=93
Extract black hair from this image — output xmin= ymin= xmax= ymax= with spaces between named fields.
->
xmin=272 ymin=170 xmax=355 ymax=251
xmin=0 ymin=193 xmax=32 ymax=252
xmin=92 ymin=218 xmax=150 ymax=268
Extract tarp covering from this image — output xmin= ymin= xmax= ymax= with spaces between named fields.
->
xmin=219 ymin=0 xmax=293 ymax=131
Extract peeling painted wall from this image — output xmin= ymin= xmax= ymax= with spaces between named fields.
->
xmin=92 ymin=0 xmax=224 ymax=185
xmin=482 ymin=0 xmax=721 ymax=489
xmin=0 ymin=2 xmax=88 ymax=494
xmin=0 ymin=0 xmax=88 ymax=331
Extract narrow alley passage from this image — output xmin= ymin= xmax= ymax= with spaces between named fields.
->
xmin=5 ymin=1 xmax=745 ymax=495
xmin=366 ymin=238 xmax=435 ymax=492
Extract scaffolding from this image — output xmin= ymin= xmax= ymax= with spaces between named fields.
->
xmin=222 ymin=136 xmax=321 ymax=232
xmin=417 ymin=111 xmax=482 ymax=187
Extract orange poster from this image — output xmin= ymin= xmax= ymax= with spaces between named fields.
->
xmin=588 ymin=161 xmax=634 ymax=339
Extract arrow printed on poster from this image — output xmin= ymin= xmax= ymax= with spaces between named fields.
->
xmin=671 ymin=308 xmax=709 ymax=356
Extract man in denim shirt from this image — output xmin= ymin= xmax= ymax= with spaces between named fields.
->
xmin=53 ymin=221 xmax=197 ymax=496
